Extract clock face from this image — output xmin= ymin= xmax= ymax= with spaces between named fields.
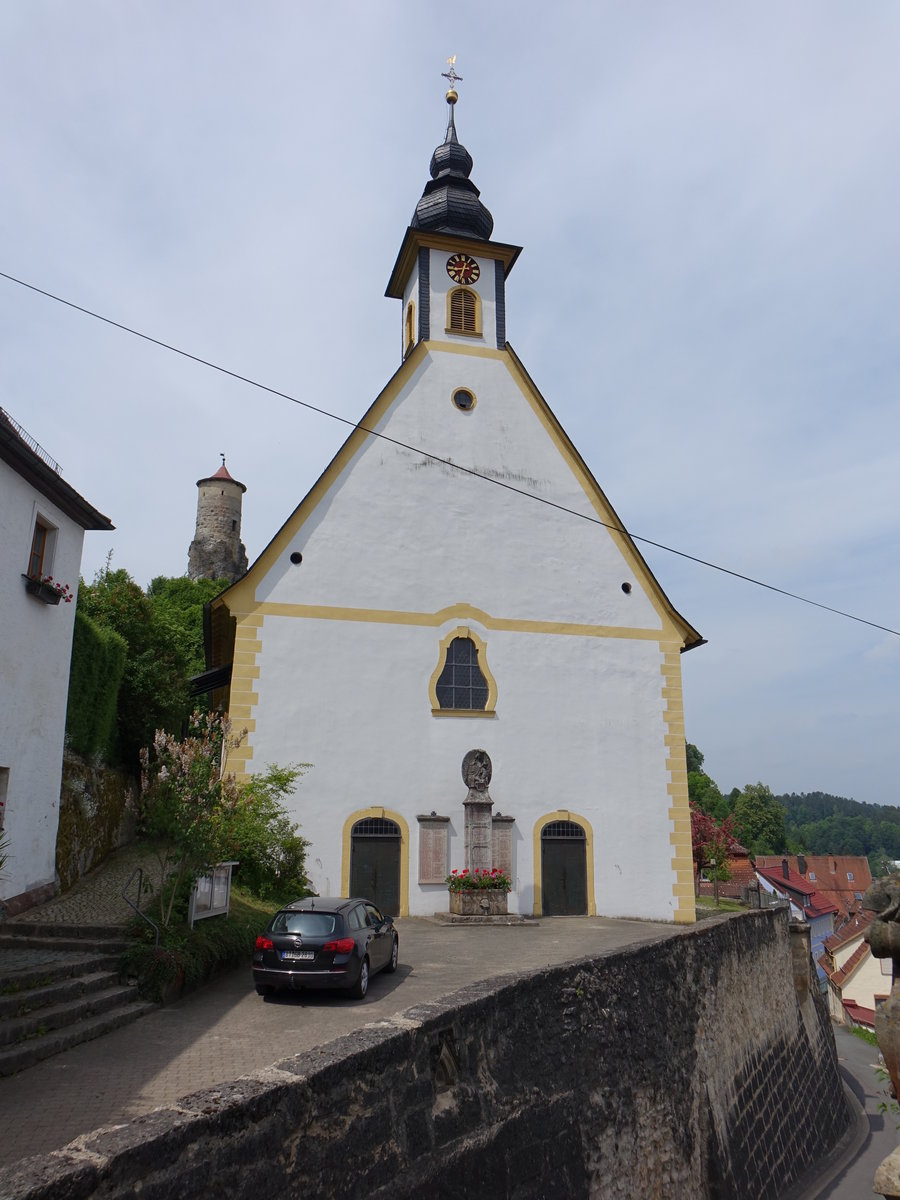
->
xmin=446 ymin=253 xmax=480 ymax=285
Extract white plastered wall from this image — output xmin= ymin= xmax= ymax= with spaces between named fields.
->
xmin=0 ymin=464 xmax=84 ymax=902
xmin=233 ymin=341 xmax=687 ymax=920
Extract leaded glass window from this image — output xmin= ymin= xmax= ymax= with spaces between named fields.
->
xmin=435 ymin=636 xmax=489 ymax=710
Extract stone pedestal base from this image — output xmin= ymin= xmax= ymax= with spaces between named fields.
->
xmin=875 ymin=1146 xmax=900 ymax=1198
xmin=448 ymin=889 xmax=508 ymax=917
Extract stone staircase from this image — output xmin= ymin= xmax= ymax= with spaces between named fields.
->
xmin=0 ymin=922 xmax=156 ymax=1076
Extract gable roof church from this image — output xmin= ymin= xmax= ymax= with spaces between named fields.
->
xmin=206 ymin=84 xmax=703 ymax=922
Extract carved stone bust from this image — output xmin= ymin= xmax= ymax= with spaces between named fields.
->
xmin=462 ymin=749 xmax=492 ymax=793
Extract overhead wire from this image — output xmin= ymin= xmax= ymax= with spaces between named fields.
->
xmin=1 ymin=267 xmax=897 ymax=639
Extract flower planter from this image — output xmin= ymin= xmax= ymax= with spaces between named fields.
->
xmin=22 ymin=576 xmax=62 ymax=605
xmin=448 ymin=888 xmax=508 ymax=916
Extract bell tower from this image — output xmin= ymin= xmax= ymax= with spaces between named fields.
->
xmin=187 ymin=455 xmax=248 ymax=584
xmin=385 ymin=72 xmax=521 ymax=359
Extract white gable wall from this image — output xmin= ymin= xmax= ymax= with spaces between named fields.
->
xmin=0 ymin=462 xmax=84 ymax=904
xmin=225 ymin=339 xmax=693 ymax=921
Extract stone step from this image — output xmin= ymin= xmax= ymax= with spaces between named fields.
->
xmin=0 ymin=982 xmax=141 ymax=1047
xmin=0 ymin=921 xmax=130 ymax=941
xmin=0 ymin=932 xmax=129 ymax=954
xmin=0 ymin=998 xmax=157 ymax=1077
xmin=0 ymin=969 xmax=120 ymax=1022
xmin=0 ymin=951 xmax=119 ymax=994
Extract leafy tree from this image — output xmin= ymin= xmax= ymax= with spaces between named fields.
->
xmin=146 ymin=575 xmax=228 ymax=681
xmin=688 ymin=770 xmax=728 ymax=821
xmin=690 ymin=803 xmax=739 ymax=894
xmin=732 ymin=783 xmax=787 ymax=856
xmin=139 ymin=712 xmax=308 ymax=926
xmin=686 ymin=743 xmax=705 ymax=774
xmin=77 ymin=566 xmax=229 ymax=768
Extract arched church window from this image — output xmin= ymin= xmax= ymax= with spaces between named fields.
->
xmin=429 ymin=626 xmax=497 ymax=715
xmin=447 ymin=287 xmax=480 ymax=336
xmin=436 ymin=636 xmax=487 ymax=709
xmin=404 ymin=301 xmax=415 ymax=357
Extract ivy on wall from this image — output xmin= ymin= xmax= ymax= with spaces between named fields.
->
xmin=65 ymin=610 xmax=126 ymax=759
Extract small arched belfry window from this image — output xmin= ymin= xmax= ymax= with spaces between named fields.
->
xmin=404 ymin=301 xmax=415 ymax=357
xmin=447 ymin=287 xmax=480 ymax=336
xmin=429 ymin=627 xmax=497 ymax=715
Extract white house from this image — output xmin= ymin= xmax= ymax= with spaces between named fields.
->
xmin=0 ymin=408 xmax=112 ymax=916
xmin=205 ymin=90 xmax=703 ymax=922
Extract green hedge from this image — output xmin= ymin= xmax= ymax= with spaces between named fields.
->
xmin=66 ymin=610 xmax=127 ymax=759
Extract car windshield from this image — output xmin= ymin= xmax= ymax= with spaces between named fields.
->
xmin=270 ymin=911 xmax=337 ymax=937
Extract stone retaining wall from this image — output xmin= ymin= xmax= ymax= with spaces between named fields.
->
xmin=0 ymin=910 xmax=850 ymax=1200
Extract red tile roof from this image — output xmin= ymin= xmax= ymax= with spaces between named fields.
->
xmin=755 ymin=865 xmax=840 ymax=919
xmin=828 ymin=941 xmax=870 ymax=987
xmin=823 ymin=910 xmax=873 ymax=953
xmin=842 ymin=1000 xmax=875 ymax=1028
xmin=755 ymin=856 xmax=871 ymax=921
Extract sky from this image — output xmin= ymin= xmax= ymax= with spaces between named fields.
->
xmin=1 ymin=3 xmax=898 ymax=807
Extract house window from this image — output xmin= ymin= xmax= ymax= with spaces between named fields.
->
xmin=847 ymin=872 xmax=854 ymax=882
xmin=28 ymin=521 xmax=50 ymax=578
xmin=447 ymin=287 xmax=480 ymax=336
xmin=404 ymin=301 xmax=415 ymax=356
xmin=429 ymin=627 xmax=497 ymax=716
xmin=808 ymin=872 xmax=816 ymax=881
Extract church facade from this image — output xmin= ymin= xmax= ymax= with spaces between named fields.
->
xmin=207 ymin=89 xmax=703 ymax=922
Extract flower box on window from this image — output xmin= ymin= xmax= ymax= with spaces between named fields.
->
xmin=22 ymin=574 xmax=72 ymax=606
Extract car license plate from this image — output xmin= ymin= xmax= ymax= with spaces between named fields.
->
xmin=281 ymin=950 xmax=314 ymax=961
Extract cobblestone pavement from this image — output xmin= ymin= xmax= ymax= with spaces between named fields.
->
xmin=12 ymin=842 xmax=163 ymax=927
xmin=0 ymin=875 xmax=682 ymax=1168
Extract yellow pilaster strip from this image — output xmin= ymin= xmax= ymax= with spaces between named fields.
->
xmin=661 ymin=645 xmax=695 ymax=923
xmin=224 ymin=615 xmax=264 ymax=781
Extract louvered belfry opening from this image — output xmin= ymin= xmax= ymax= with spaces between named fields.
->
xmin=449 ymin=287 xmax=477 ymax=334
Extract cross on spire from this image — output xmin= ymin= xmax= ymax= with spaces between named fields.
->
xmin=441 ymin=55 xmax=463 ymax=92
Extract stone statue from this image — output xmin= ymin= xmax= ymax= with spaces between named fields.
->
xmin=462 ymin=749 xmax=492 ymax=794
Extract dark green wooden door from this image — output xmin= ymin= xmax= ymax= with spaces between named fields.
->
xmin=541 ymin=821 xmax=587 ymax=915
xmin=350 ymin=818 xmax=401 ymax=916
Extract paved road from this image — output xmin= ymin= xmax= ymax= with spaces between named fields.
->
xmin=813 ymin=1025 xmax=897 ymax=1200
xmin=0 ymin=915 xmax=677 ymax=1167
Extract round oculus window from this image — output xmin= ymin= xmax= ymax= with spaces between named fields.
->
xmin=452 ymin=389 xmax=476 ymax=412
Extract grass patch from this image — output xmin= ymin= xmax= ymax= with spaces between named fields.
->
xmin=849 ymin=1024 xmax=878 ymax=1046
xmin=120 ymin=886 xmax=279 ymax=1003
xmin=694 ymin=896 xmax=746 ymax=921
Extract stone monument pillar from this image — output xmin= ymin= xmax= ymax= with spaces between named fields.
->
xmin=462 ymin=749 xmax=493 ymax=874
xmin=863 ymin=877 xmax=900 ymax=1199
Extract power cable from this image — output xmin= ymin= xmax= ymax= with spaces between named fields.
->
xmin=1 ymin=267 xmax=897 ymax=638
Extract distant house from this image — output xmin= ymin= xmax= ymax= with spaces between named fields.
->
xmin=756 ymin=859 xmax=838 ymax=985
xmin=697 ymin=841 xmax=755 ymax=900
xmin=818 ymin=913 xmax=884 ymax=1030
xmin=0 ymin=408 xmax=112 ymax=916
xmin=755 ymin=854 xmax=871 ymax=928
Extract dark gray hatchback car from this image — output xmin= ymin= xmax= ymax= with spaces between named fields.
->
xmin=252 ymin=897 xmax=398 ymax=1000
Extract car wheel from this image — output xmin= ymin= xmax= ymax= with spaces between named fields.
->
xmin=385 ymin=936 xmax=399 ymax=974
xmin=350 ymin=957 xmax=369 ymax=999
xmin=255 ymin=984 xmax=275 ymax=997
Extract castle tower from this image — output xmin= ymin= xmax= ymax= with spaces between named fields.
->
xmin=187 ymin=456 xmax=248 ymax=584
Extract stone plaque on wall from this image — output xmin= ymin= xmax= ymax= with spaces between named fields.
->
xmin=492 ymin=815 xmax=515 ymax=878
xmin=417 ymin=815 xmax=450 ymax=884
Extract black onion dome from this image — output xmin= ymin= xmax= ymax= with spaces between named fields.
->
xmin=411 ymin=102 xmax=494 ymax=241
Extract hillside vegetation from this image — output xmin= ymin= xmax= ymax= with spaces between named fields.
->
xmin=688 ymin=744 xmax=899 ymax=877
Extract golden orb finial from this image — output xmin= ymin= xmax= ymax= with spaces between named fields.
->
xmin=441 ymin=55 xmax=462 ymax=104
